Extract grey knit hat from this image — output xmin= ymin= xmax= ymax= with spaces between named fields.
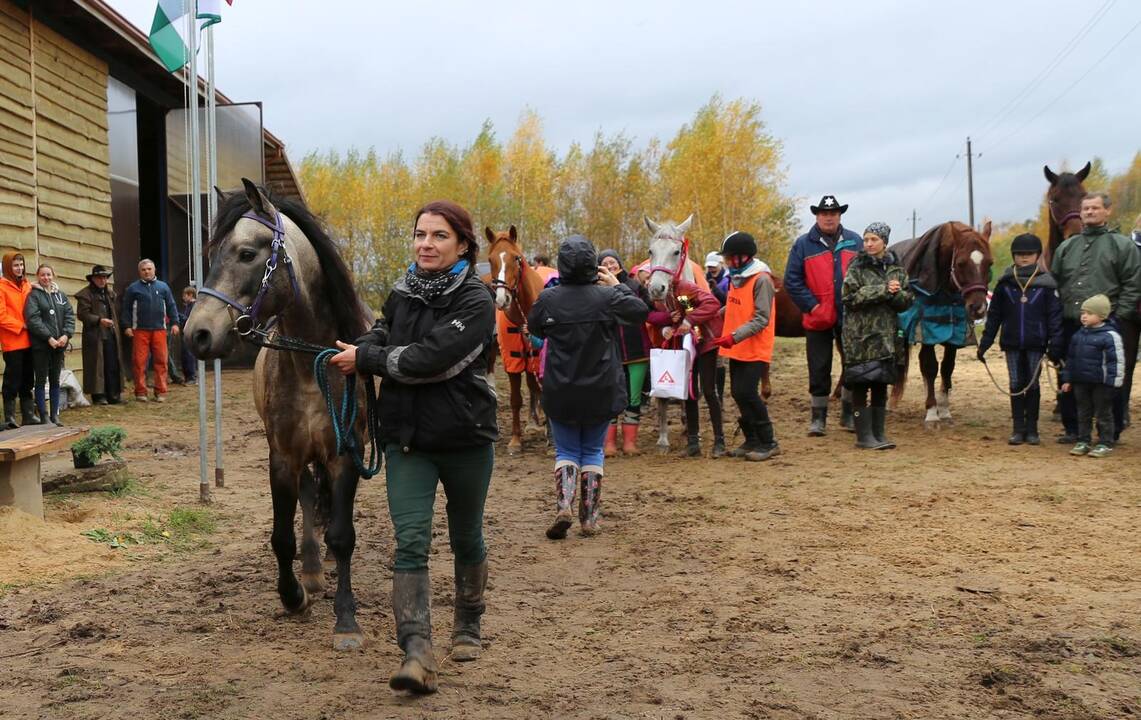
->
xmin=863 ymin=222 xmax=891 ymax=243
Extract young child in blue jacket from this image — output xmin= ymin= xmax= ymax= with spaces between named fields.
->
xmin=1060 ymin=294 xmax=1125 ymax=457
xmin=978 ymin=234 xmax=1063 ymax=445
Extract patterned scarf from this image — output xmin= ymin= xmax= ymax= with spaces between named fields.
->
xmin=403 ymin=260 xmax=468 ymax=303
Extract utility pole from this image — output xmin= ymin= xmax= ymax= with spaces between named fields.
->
xmin=966 ymin=136 xmax=975 ymax=228
xmin=910 ymin=209 xmax=919 ymax=240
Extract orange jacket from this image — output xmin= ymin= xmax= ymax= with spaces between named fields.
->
xmin=0 ymin=253 xmax=32 ymax=352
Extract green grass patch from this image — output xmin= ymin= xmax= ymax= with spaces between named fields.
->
xmin=168 ymin=507 xmax=216 ymax=534
xmin=107 ymin=474 xmax=147 ymax=499
xmin=82 ymin=507 xmax=217 ymax=552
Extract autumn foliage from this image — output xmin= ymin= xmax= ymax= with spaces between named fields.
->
xmin=299 ymin=95 xmax=796 ymax=309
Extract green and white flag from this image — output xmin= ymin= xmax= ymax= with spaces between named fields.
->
xmin=148 ymin=0 xmax=191 ymax=72
xmin=196 ymin=0 xmax=226 ymax=28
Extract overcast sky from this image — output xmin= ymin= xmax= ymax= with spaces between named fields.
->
xmin=109 ymin=0 xmax=1141 ymax=240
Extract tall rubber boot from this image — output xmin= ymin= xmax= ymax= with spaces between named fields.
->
xmin=48 ymin=384 xmax=62 ymax=426
xmin=870 ymin=406 xmax=895 ymax=450
xmin=620 ymin=423 xmax=640 ymax=456
xmin=389 ymin=570 xmax=438 ymax=694
xmin=684 ymin=432 xmax=701 ymax=457
xmin=840 ymin=388 xmax=855 ymax=432
xmin=603 ymin=423 xmax=618 ymax=458
xmin=745 ymin=420 xmax=781 ymax=461
xmin=1024 ymin=388 xmax=1041 ymax=446
xmin=728 ymin=418 xmax=758 ymax=458
xmin=710 ymin=431 xmax=726 ymax=458
xmin=3 ymin=398 xmax=17 ymax=429
xmin=451 ymin=559 xmax=487 ymax=662
xmin=578 ymin=466 xmax=602 ymax=536
xmin=807 ymin=397 xmax=828 ymax=436
xmin=546 ymin=462 xmax=579 ymax=540
xmin=853 ymin=407 xmax=879 ymax=449
xmin=1008 ymin=396 xmax=1026 ymax=445
xmin=20 ymin=393 xmax=41 ymax=426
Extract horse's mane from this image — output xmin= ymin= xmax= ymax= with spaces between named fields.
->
xmin=210 ymin=190 xmax=370 ymax=341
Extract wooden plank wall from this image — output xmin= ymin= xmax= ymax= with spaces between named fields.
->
xmin=0 ymin=0 xmax=115 ymax=381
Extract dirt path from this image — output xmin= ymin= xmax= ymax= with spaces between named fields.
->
xmin=2 ymin=344 xmax=1139 ymax=719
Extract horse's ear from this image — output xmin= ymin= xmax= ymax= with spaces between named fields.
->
xmin=241 ymin=178 xmax=275 ymax=218
xmin=644 ymin=215 xmax=660 ymax=235
xmin=509 ymin=225 xmax=518 ymax=244
xmin=484 ymin=227 xmax=495 ymax=245
xmin=677 ymin=214 xmax=694 ymax=235
xmin=214 ymin=186 xmax=228 ymax=204
xmin=981 ymin=217 xmax=993 ymax=242
xmin=1044 ymin=165 xmax=1059 ymax=184
xmin=1075 ymin=161 xmax=1091 ymax=181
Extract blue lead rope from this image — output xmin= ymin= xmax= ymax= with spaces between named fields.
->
xmin=314 ymin=348 xmax=382 ymax=479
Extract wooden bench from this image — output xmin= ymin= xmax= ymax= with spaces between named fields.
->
xmin=0 ymin=425 xmax=87 ymax=519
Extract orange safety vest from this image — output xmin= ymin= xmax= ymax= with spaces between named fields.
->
xmin=720 ymin=272 xmax=775 ymax=363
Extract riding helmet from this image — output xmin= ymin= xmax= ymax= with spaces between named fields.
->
xmin=721 ymin=231 xmax=757 ymax=258
xmin=1010 ymin=233 xmax=1042 ymax=255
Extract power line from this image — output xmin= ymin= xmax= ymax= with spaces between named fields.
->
xmin=918 ymin=155 xmax=959 ymax=216
xmin=974 ymin=0 xmax=1116 ymax=145
xmin=987 ymin=15 xmax=1141 ymax=154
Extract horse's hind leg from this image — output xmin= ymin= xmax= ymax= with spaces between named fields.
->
xmin=524 ymin=372 xmax=544 ymax=433
xmin=936 ymin=345 xmax=957 ymax=423
xmin=298 ymin=466 xmax=325 ymax=596
xmin=918 ymin=345 xmax=940 ymax=429
xmin=656 ymin=398 xmax=670 ymax=453
xmin=269 ymin=455 xmax=309 ymax=614
xmin=507 ymin=372 xmax=524 ymax=455
xmin=325 ymin=459 xmax=364 ymax=651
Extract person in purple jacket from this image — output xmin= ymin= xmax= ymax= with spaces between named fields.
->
xmin=977 ymin=234 xmax=1063 ymax=445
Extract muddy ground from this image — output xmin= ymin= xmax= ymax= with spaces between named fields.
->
xmin=1 ymin=339 xmax=1139 ymax=719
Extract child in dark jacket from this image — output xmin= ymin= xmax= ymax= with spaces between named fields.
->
xmin=1060 ymin=294 xmax=1124 ymax=457
xmin=977 ymin=234 xmax=1063 ymax=445
xmin=179 ymin=286 xmax=197 ymax=385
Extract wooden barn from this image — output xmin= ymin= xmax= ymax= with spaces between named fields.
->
xmin=0 ymin=0 xmax=303 ymax=379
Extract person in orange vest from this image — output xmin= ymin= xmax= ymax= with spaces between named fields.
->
xmin=0 ymin=252 xmax=38 ymax=428
xmin=531 ymin=254 xmax=558 ymax=285
xmin=709 ymin=232 xmax=780 ymax=461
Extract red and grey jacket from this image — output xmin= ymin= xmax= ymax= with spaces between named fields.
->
xmin=784 ymin=224 xmax=860 ymax=331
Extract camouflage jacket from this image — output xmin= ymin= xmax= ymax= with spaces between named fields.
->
xmin=841 ymin=251 xmax=913 ymax=366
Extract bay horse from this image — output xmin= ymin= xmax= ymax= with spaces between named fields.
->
xmin=484 ymin=225 xmax=543 ymax=455
xmin=890 ymin=220 xmax=993 ymax=428
xmin=1043 ymin=162 xmax=1090 ymax=266
xmin=186 ymin=179 xmax=373 ymax=651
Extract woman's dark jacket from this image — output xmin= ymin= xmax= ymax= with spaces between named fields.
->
xmin=978 ymin=266 xmax=1063 ymax=358
xmin=614 ymin=269 xmax=651 ymax=364
xmin=528 ymin=236 xmax=649 ymax=425
xmin=354 ymin=265 xmax=498 ymax=452
xmin=25 ymin=282 xmax=76 ymax=351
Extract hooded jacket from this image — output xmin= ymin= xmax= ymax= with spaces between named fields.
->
xmin=598 ymin=249 xmax=652 ymax=364
xmin=784 ymin=224 xmax=861 ymax=331
xmin=528 ymin=236 xmax=649 ymax=424
xmin=1051 ymin=225 xmax=1141 ymax=322
xmin=25 ymin=281 xmax=76 ymax=350
xmin=1061 ymin=322 xmax=1125 ymax=387
xmin=0 ymin=253 xmax=32 ymax=352
xmin=355 ymin=263 xmax=498 ymax=452
xmin=979 ymin=265 xmax=1064 ymax=356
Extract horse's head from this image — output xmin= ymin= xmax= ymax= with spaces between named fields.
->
xmin=187 ymin=179 xmax=306 ymax=359
xmin=485 ymin=225 xmax=525 ymax=312
xmin=644 ymin=213 xmax=694 ymax=302
xmin=946 ymin=219 xmax=993 ymax=321
xmin=1044 ymin=162 xmax=1089 ymax=262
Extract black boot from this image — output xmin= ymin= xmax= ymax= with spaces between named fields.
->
xmin=746 ymin=420 xmax=781 ymax=461
xmin=1024 ymin=388 xmax=1041 ymax=445
xmin=389 ymin=570 xmax=438 ymax=694
xmin=3 ymin=398 xmax=17 ymax=429
xmin=840 ymin=399 xmax=855 ymax=432
xmin=728 ymin=418 xmax=759 ymax=458
xmin=451 ymin=559 xmax=487 ymax=662
xmin=807 ymin=399 xmax=827 ymax=437
xmin=853 ymin=407 xmax=879 ymax=449
xmin=20 ymin=395 xmax=41 ymax=426
xmin=546 ymin=464 xmax=578 ymax=540
xmin=870 ymin=406 xmax=895 ymax=450
xmin=710 ymin=434 xmax=726 ymax=458
xmin=684 ymin=434 xmax=701 ymax=457
xmin=1008 ymin=396 xmax=1026 ymax=445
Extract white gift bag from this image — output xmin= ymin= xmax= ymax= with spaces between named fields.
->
xmin=649 ymin=333 xmax=694 ymax=400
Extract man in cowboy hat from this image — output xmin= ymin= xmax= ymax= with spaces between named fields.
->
xmin=784 ymin=194 xmax=862 ymax=436
xmin=74 ymin=265 xmax=125 ymax=404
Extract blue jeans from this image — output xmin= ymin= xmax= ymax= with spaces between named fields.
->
xmin=549 ymin=420 xmax=609 ymax=469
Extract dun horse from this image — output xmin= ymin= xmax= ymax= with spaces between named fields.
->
xmin=186 ymin=180 xmax=372 ymax=651
xmin=484 ymin=226 xmax=544 ymax=454
xmin=890 ymin=220 xmax=993 ymax=427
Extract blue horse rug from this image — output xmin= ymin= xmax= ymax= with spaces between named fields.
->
xmin=897 ymin=283 xmax=968 ymax=347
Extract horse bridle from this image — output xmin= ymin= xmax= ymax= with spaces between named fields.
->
xmin=647 ymin=236 xmax=691 ymax=289
xmin=948 ymin=244 xmax=989 ymax=297
xmin=489 ymin=252 xmax=526 ymax=307
xmin=1049 ymin=203 xmax=1082 ymax=233
xmin=198 ymin=211 xmax=302 ymax=337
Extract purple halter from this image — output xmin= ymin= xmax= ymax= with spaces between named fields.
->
xmin=198 ymin=211 xmax=302 ymax=336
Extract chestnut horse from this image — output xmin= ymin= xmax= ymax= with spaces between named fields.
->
xmin=890 ymin=220 xmax=993 ymax=427
xmin=1043 ymin=162 xmax=1090 ymax=266
xmin=484 ymin=226 xmax=544 ymax=454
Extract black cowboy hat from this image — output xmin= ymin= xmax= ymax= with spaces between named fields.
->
xmin=810 ymin=195 xmax=848 ymax=215
xmin=86 ymin=264 xmax=113 ymax=282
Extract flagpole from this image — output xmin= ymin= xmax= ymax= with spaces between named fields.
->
xmin=205 ymin=21 xmax=224 ymax=489
xmin=187 ymin=3 xmax=210 ymax=505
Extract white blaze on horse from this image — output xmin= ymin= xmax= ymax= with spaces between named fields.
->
xmin=482 ymin=226 xmax=544 ymax=455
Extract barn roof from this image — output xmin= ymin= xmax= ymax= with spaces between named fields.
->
xmin=25 ymin=0 xmax=304 ymax=203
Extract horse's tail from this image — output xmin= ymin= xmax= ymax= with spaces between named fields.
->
xmin=890 ymin=347 xmax=910 ymax=410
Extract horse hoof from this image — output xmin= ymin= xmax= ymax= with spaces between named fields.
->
xmin=333 ymin=631 xmax=365 ymax=651
xmin=524 ymin=422 xmax=544 ymax=435
xmin=924 ymin=419 xmax=941 ymax=431
xmin=301 ymin=571 xmax=325 ymax=596
xmin=323 ymin=550 xmax=336 ymax=571
xmin=656 ymin=445 xmax=670 ymax=456
xmin=507 ymin=443 xmax=522 ymax=457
